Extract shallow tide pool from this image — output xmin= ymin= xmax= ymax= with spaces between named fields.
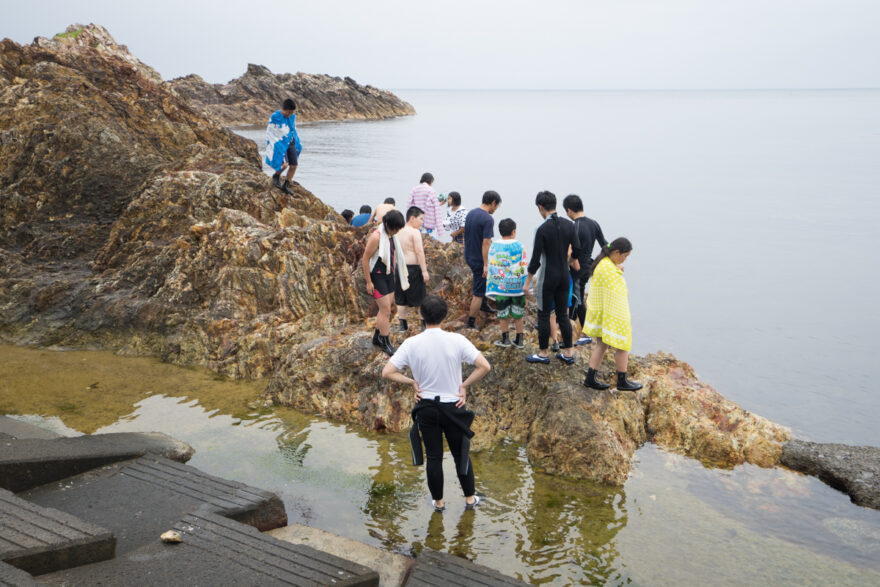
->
xmin=2 ymin=345 xmax=879 ymax=585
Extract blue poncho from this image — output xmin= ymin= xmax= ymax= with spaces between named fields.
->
xmin=265 ymin=110 xmax=302 ymax=172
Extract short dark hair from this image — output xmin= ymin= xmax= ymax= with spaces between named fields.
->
xmin=420 ymin=173 xmax=434 ymax=185
xmin=359 ymin=205 xmax=371 ymax=214
xmin=562 ymin=194 xmax=583 ymax=213
xmin=382 ymin=209 xmax=406 ymax=233
xmin=282 ymin=98 xmax=296 ymax=111
xmin=420 ymin=295 xmax=448 ymax=325
xmin=406 ymin=206 xmax=424 ymax=221
xmin=498 ymin=218 xmax=516 ymax=237
xmin=448 ymin=191 xmax=461 ymax=206
xmin=341 ymin=209 xmax=354 ymax=223
xmin=535 ymin=190 xmax=556 ymax=210
xmin=482 ymin=190 xmax=501 ymax=206
xmin=383 ymin=197 xmax=395 ymax=205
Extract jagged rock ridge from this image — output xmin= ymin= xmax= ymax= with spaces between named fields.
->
xmin=170 ymin=63 xmax=415 ymax=126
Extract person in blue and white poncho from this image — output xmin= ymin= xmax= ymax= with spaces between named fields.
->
xmin=265 ymin=98 xmax=302 ymax=195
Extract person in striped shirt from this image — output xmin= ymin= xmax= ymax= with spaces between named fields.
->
xmin=406 ymin=173 xmax=445 ymax=239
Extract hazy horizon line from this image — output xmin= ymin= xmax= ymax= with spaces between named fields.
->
xmin=388 ymin=86 xmax=880 ymax=93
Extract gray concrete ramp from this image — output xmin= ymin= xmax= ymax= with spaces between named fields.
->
xmin=0 ymin=432 xmax=194 ymax=492
xmin=406 ymin=549 xmax=529 ymax=586
xmin=0 ymin=489 xmax=114 ymax=576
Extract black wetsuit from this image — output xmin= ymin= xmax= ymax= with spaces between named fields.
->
xmin=570 ymin=216 xmax=607 ymax=325
xmin=527 ymin=213 xmax=582 ymax=350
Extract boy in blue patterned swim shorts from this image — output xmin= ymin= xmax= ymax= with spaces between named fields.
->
xmin=487 ymin=219 xmax=528 ymax=349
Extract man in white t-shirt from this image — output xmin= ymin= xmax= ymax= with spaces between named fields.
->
xmin=382 ymin=295 xmax=491 ymax=512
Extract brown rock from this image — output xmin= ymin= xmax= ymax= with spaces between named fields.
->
xmin=170 ymin=63 xmax=415 ymax=126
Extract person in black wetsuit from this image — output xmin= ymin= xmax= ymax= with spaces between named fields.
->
xmin=563 ymin=194 xmax=607 ymax=343
xmin=524 ymin=191 xmax=581 ymax=365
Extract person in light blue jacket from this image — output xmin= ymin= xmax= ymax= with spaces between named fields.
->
xmin=265 ymin=98 xmax=302 ymax=195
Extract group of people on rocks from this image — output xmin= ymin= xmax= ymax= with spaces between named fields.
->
xmin=355 ymin=175 xmax=642 ymax=394
xmin=265 ymin=99 xmax=639 ymax=512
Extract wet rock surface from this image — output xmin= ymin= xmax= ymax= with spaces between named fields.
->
xmin=0 ymin=23 xmax=791 ymax=484
xmin=781 ymin=440 xmax=880 ymax=510
xmin=170 ymin=62 xmax=415 ymax=126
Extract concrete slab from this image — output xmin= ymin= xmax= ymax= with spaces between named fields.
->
xmin=21 ymin=455 xmax=286 ymax=555
xmin=406 ymin=549 xmax=529 ymax=586
xmin=269 ymin=523 xmax=412 ymax=587
xmin=0 ymin=489 xmax=114 ymax=576
xmin=39 ymin=511 xmax=379 ymax=586
xmin=0 ymin=433 xmax=194 ymax=492
xmin=0 ymin=561 xmax=38 ymax=586
xmin=0 ymin=417 xmax=61 ymax=441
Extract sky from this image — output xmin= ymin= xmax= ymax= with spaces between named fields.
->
xmin=3 ymin=0 xmax=879 ymax=90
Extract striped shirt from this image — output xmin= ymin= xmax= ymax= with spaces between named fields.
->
xmin=407 ymin=183 xmax=445 ymax=237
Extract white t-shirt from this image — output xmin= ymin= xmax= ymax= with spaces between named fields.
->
xmin=389 ymin=328 xmax=481 ymax=403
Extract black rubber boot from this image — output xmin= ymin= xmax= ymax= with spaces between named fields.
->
xmin=616 ymin=371 xmax=643 ymax=391
xmin=583 ymin=367 xmax=610 ymax=390
xmin=272 ymin=173 xmax=282 ymax=189
xmin=397 ymin=319 xmax=408 ymax=333
xmin=281 ymin=180 xmax=294 ymax=195
xmin=512 ymin=333 xmax=524 ymax=349
xmin=372 ymin=328 xmax=380 ymax=347
xmin=379 ymin=335 xmax=396 ymax=356
xmin=466 ymin=316 xmax=477 ymax=329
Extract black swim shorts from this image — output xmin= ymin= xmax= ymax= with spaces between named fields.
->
xmin=395 ymin=264 xmax=427 ymax=307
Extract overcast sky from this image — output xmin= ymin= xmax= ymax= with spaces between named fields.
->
xmin=4 ymin=0 xmax=879 ymax=90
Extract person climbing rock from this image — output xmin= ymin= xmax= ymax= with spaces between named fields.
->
xmin=265 ymin=98 xmax=302 ymax=195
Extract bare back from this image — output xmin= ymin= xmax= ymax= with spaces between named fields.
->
xmin=373 ymin=203 xmax=394 ymax=224
xmin=397 ymin=225 xmax=423 ymax=266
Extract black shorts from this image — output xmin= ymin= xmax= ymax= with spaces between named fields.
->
xmin=395 ymin=265 xmax=427 ymax=307
xmin=285 ymin=144 xmax=299 ymax=166
xmin=370 ymin=260 xmax=395 ymax=298
xmin=469 ymin=263 xmax=486 ymax=297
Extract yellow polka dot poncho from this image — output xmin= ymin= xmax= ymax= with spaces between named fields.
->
xmin=583 ymin=257 xmax=632 ymax=351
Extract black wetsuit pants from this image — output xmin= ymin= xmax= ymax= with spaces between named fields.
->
xmin=418 ymin=402 xmax=475 ymax=500
xmin=538 ymin=279 xmax=573 ymax=351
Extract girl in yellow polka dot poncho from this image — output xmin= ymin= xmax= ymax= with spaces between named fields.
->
xmin=583 ymin=237 xmax=642 ymax=391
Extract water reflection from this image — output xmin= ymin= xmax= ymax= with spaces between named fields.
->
xmin=3 ymin=345 xmax=880 ymax=585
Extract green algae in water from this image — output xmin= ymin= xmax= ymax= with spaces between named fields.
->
xmin=2 ymin=344 xmax=879 ymax=585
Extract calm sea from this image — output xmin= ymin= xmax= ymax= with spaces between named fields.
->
xmin=238 ymin=89 xmax=880 ymax=446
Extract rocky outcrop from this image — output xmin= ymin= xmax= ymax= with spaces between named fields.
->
xmin=781 ymin=441 xmax=880 ymax=510
xmin=0 ymin=24 xmax=789 ymax=484
xmin=170 ymin=63 xmax=415 ymax=126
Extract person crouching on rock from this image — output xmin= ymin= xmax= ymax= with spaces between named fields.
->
xmin=382 ymin=295 xmax=491 ymax=512
xmin=362 ymin=210 xmax=407 ymax=355
xmin=265 ymin=98 xmax=302 ymax=195
xmin=582 ymin=237 xmax=642 ymax=392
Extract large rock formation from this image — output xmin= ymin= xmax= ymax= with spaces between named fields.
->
xmin=0 ymin=24 xmax=789 ymax=484
xmin=170 ymin=63 xmax=415 ymax=126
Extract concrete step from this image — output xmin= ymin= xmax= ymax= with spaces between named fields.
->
xmin=406 ymin=549 xmax=529 ymax=587
xmin=0 ymin=433 xmax=194 ymax=492
xmin=21 ymin=455 xmax=287 ymax=556
xmin=38 ymin=511 xmax=379 ymax=586
xmin=0 ymin=489 xmax=114 ymax=576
